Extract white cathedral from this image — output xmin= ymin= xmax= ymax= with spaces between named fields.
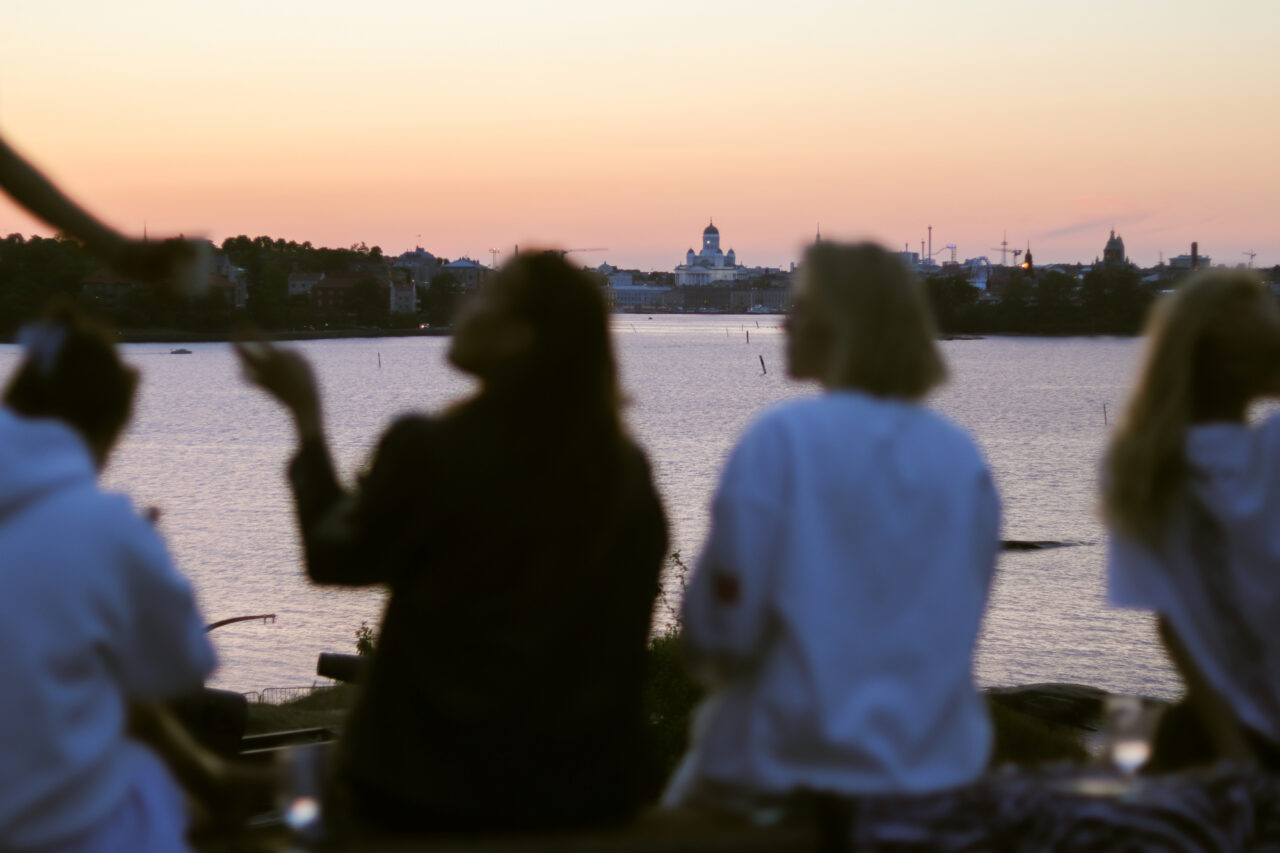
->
xmin=675 ymin=221 xmax=744 ymax=286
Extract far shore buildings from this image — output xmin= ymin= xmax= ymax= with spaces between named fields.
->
xmin=80 ymin=240 xmax=249 ymax=309
xmin=286 ymin=268 xmax=417 ymax=314
xmin=1096 ymin=230 xmax=1133 ymax=270
xmin=675 ymin=221 xmax=744 ymax=285
xmin=441 ymin=257 xmax=492 ymax=290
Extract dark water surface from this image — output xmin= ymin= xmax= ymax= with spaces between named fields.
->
xmin=1 ymin=319 xmax=1182 ymax=698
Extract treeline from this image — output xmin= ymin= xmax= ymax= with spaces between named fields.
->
xmin=3 ymin=231 xmax=1278 ymax=337
xmin=927 ymin=266 xmax=1280 ymax=337
xmin=0 ymin=234 xmax=95 ymax=332
xmin=0 ymin=233 xmax=418 ymax=333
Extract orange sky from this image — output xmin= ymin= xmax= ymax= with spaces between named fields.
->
xmin=3 ymin=1 xmax=1278 ymax=270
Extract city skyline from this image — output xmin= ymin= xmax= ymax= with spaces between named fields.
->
xmin=3 ymin=1 xmax=1278 ymax=271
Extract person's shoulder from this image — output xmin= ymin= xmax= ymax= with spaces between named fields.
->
xmin=91 ymin=491 xmax=170 ymax=553
xmin=374 ymin=412 xmax=446 ymax=457
xmin=740 ymin=394 xmax=825 ymax=438
xmin=384 ymin=412 xmax=442 ymax=440
xmin=914 ymin=404 xmax=983 ymax=450
xmin=1254 ymin=411 xmax=1280 ymax=450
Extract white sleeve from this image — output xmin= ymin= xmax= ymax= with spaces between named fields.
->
xmin=682 ymin=423 xmax=783 ymax=682
xmin=1107 ymin=532 xmax=1167 ymax=612
xmin=112 ymin=511 xmax=217 ymax=700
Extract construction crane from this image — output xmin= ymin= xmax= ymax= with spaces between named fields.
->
xmin=1244 ymin=250 xmax=1257 ymax=269
xmin=991 ymin=231 xmax=1017 ymax=265
xmin=558 ymin=247 xmax=609 ymax=258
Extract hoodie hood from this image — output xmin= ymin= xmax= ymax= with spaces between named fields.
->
xmin=0 ymin=408 xmax=97 ymax=521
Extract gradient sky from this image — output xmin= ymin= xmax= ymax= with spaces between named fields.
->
xmin=3 ymin=0 xmax=1278 ymax=270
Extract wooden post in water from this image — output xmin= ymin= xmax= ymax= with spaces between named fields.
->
xmin=1103 ymin=403 xmax=1108 ymax=425
xmin=759 ymin=354 xmax=767 ymax=375
xmin=377 ymin=352 xmax=382 ymax=369
xmin=746 ymin=330 xmax=750 ymax=343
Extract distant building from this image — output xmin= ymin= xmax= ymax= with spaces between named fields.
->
xmin=606 ymin=284 xmax=674 ymax=310
xmin=210 ymin=252 xmax=248 ymax=308
xmin=1099 ymin=230 xmax=1131 ymax=269
xmin=389 ymin=277 xmax=417 ymax=314
xmin=206 ymin=273 xmax=240 ymax=306
xmin=729 ymin=288 xmax=790 ymax=312
xmin=1169 ymin=253 xmax=1211 ymax=271
xmin=80 ymin=268 xmax=138 ymax=307
xmin=288 ymin=271 xmax=325 ymax=298
xmin=395 ymin=247 xmax=441 ymax=286
xmin=310 ymin=270 xmax=388 ymax=312
xmin=595 ymin=262 xmax=635 ymax=289
xmin=442 ymin=258 xmax=491 ymax=290
xmin=675 ymin=221 xmax=744 ymax=286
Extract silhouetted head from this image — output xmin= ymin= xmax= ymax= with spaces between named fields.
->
xmin=1105 ymin=269 xmax=1280 ymax=542
xmin=449 ymin=251 xmax=619 ymax=416
xmin=4 ymin=302 xmax=138 ymax=469
xmin=789 ymin=241 xmax=945 ymax=398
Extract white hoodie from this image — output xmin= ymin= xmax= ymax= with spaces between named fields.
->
xmin=670 ymin=392 xmax=999 ymax=802
xmin=0 ymin=408 xmax=215 ymax=850
xmin=1110 ymin=413 xmax=1280 ymax=745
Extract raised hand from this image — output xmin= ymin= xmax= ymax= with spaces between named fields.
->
xmin=234 ymin=339 xmax=323 ymax=441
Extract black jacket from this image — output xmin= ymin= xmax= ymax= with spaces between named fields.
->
xmin=288 ymin=398 xmax=667 ymax=831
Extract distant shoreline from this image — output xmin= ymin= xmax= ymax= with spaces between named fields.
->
xmin=108 ymin=327 xmax=452 ymax=345
xmin=37 ymin=324 xmax=1135 ymax=346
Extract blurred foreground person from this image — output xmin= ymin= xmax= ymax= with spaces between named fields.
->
xmin=0 ymin=134 xmax=206 ymax=293
xmin=665 ymin=242 xmax=1000 ymax=816
xmin=237 ymin=252 xmax=667 ymax=832
xmin=0 ymin=305 xmax=216 ymax=852
xmin=1105 ymin=270 xmax=1280 ymax=770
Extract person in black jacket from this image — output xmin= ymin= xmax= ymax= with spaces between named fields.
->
xmin=236 ymin=251 xmax=667 ymax=833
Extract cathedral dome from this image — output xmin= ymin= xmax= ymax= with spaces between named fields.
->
xmin=703 ymin=222 xmax=719 ymax=236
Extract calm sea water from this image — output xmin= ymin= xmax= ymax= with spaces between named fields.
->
xmin=0 ymin=318 xmax=1183 ymax=699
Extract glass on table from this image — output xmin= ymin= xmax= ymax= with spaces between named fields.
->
xmin=279 ymin=742 xmax=330 ymax=843
xmin=1104 ymin=694 xmax=1152 ymax=775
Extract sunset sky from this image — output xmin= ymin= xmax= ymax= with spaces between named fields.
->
xmin=3 ymin=0 xmax=1277 ymax=271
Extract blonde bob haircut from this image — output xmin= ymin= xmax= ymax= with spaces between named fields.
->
xmin=1104 ymin=269 xmax=1280 ymax=545
xmin=801 ymin=241 xmax=946 ymax=400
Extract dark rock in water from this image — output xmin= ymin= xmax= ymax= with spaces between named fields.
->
xmin=1000 ymin=540 xmax=1089 ymax=551
xmin=170 ymin=348 xmax=192 ymax=355
xmin=987 ymin=683 xmax=1110 ymax=731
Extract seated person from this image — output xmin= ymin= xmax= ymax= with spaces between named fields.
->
xmin=665 ymin=242 xmax=1000 ymax=816
xmin=1104 ymin=270 xmax=1280 ymax=770
xmin=237 ymin=252 xmax=668 ymax=832
xmin=0 ymin=305 xmax=217 ymax=852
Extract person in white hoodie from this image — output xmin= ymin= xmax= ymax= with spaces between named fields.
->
xmin=1104 ymin=270 xmax=1280 ymax=770
xmin=0 ymin=305 xmax=216 ymax=852
xmin=665 ymin=242 xmax=1000 ymax=818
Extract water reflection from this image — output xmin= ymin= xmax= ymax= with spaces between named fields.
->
xmin=0 ymin=323 xmax=1180 ymax=698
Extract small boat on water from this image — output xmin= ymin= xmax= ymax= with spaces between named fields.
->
xmin=170 ymin=348 xmax=192 ymax=355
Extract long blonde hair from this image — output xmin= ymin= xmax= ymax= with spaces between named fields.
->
xmin=1104 ymin=270 xmax=1280 ymax=544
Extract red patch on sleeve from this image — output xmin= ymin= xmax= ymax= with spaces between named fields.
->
xmin=713 ymin=573 xmax=741 ymax=605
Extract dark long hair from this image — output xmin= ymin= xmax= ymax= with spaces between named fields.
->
xmin=5 ymin=301 xmax=138 ymax=465
xmin=460 ymin=251 xmax=632 ymax=544
xmin=482 ymin=251 xmax=622 ymax=437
